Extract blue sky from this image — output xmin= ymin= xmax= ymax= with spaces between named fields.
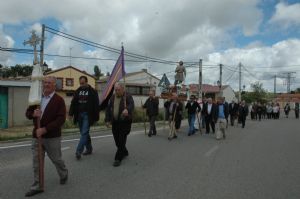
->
xmin=1 ymin=0 xmax=300 ymax=92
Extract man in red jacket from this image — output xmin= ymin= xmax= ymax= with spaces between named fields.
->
xmin=25 ymin=76 xmax=68 ymax=197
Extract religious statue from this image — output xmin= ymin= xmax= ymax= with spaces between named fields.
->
xmin=174 ymin=61 xmax=186 ymax=85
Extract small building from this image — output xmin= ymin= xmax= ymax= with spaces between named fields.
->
xmin=0 ymin=79 xmax=32 ymax=128
xmin=97 ymin=69 xmax=165 ymax=107
xmin=189 ymin=84 xmax=237 ymax=102
xmin=45 ymin=65 xmax=96 ymax=107
xmin=275 ymin=93 xmax=300 ymax=108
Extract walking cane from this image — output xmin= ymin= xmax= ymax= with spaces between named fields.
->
xmin=36 ymin=107 xmax=44 ymax=191
xmin=141 ymin=100 xmax=147 ymax=135
xmin=169 ymin=104 xmax=177 ymax=140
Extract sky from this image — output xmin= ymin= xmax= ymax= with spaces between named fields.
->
xmin=1 ymin=0 xmax=300 ymax=93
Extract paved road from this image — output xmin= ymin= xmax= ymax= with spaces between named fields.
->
xmin=0 ymin=117 xmax=300 ymax=199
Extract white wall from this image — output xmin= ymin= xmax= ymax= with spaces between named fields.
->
xmin=222 ymin=86 xmax=237 ymax=102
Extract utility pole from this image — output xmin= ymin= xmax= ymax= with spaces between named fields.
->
xmin=40 ymin=24 xmax=45 ymax=66
xmin=238 ymin=62 xmax=242 ymax=103
xmin=274 ymin=75 xmax=276 ymax=95
xmin=219 ymin=64 xmax=223 ymax=97
xmin=283 ymin=72 xmax=296 ymax=93
xmin=69 ymin=47 xmax=73 ymax=66
xmin=198 ymin=59 xmax=202 ymax=100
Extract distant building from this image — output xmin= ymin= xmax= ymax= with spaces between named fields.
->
xmin=97 ymin=69 xmax=165 ymax=107
xmin=0 ymin=79 xmax=31 ymax=128
xmin=189 ymin=84 xmax=237 ymax=102
xmin=275 ymin=93 xmax=300 ymax=108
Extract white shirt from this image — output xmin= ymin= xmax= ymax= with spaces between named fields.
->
xmin=41 ymin=92 xmax=55 ymax=118
xmin=208 ymin=103 xmax=212 ymax=114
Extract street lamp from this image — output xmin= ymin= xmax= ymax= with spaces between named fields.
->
xmin=42 ymin=62 xmax=48 ymax=72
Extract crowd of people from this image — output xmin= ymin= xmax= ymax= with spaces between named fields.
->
xmin=248 ymin=101 xmax=299 ymax=120
xmin=24 ymin=76 xmax=300 ymax=197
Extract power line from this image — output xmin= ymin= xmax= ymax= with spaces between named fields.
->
xmin=45 ymin=26 xmax=197 ymax=65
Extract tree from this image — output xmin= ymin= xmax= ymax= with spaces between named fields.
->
xmin=0 ymin=64 xmax=33 ymax=78
xmin=295 ymin=88 xmax=300 ymax=93
xmin=242 ymin=82 xmax=269 ymax=103
xmin=94 ymin=65 xmax=103 ymax=80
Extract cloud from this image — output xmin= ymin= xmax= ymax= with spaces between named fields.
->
xmin=0 ymin=24 xmax=15 ymax=65
xmin=0 ymin=0 xmax=262 ymax=55
xmin=205 ymin=39 xmax=300 ymax=92
xmin=269 ymin=2 xmax=300 ymax=28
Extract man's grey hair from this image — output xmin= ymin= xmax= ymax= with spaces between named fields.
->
xmin=44 ymin=76 xmax=56 ymax=85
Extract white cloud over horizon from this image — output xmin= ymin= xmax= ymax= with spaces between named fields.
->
xmin=0 ymin=0 xmax=300 ymax=92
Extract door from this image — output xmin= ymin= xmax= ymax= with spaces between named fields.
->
xmin=0 ymin=87 xmax=8 ymax=129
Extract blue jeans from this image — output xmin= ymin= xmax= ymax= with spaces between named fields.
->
xmin=76 ymin=112 xmax=92 ymax=154
xmin=188 ymin=113 xmax=196 ymax=134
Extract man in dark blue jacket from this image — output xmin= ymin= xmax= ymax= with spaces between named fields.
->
xmin=185 ymin=95 xmax=201 ymax=136
xmin=215 ymin=97 xmax=229 ymax=139
xmin=69 ymin=76 xmax=99 ymax=160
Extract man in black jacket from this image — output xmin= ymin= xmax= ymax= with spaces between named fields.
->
xmin=239 ymin=100 xmax=249 ymax=128
xmin=105 ymin=83 xmax=134 ymax=167
xmin=229 ymin=100 xmax=239 ymax=126
xmin=69 ymin=76 xmax=99 ymax=160
xmin=202 ymin=98 xmax=218 ymax=134
xmin=143 ymin=90 xmax=159 ymax=137
xmin=185 ymin=95 xmax=201 ymax=136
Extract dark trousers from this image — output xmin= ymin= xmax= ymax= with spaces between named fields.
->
xmin=175 ymin=115 xmax=182 ymax=130
xmin=258 ymin=112 xmax=262 ymax=121
xmin=112 ymin=121 xmax=131 ymax=161
xmin=296 ymin=111 xmax=299 ymax=119
xmin=240 ymin=116 xmax=246 ymax=128
xmin=230 ymin=114 xmax=237 ymax=126
xmin=205 ymin=115 xmax=215 ymax=133
xmin=148 ymin=115 xmax=157 ymax=135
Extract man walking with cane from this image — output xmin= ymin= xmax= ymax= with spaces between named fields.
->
xmin=185 ymin=95 xmax=201 ymax=136
xmin=25 ymin=76 xmax=68 ymax=197
xmin=143 ymin=90 xmax=159 ymax=137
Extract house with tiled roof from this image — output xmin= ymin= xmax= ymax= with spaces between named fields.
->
xmin=97 ymin=69 xmax=164 ymax=107
xmin=189 ymin=84 xmax=237 ymax=102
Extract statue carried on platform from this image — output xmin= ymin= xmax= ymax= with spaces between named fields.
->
xmin=174 ymin=61 xmax=186 ymax=85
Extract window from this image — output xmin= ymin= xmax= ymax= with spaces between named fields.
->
xmin=66 ymin=78 xmax=74 ymax=87
xmin=127 ymin=86 xmax=140 ymax=95
xmin=56 ymin=78 xmax=63 ymax=90
xmin=126 ymin=85 xmax=150 ymax=96
xmin=142 ymin=87 xmax=150 ymax=95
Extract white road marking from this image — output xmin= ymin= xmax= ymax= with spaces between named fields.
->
xmin=0 ymin=143 xmax=32 ymax=150
xmin=0 ymin=128 xmax=157 ymax=150
xmin=204 ymin=145 xmax=219 ymax=157
xmin=61 ymin=147 xmax=70 ymax=151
